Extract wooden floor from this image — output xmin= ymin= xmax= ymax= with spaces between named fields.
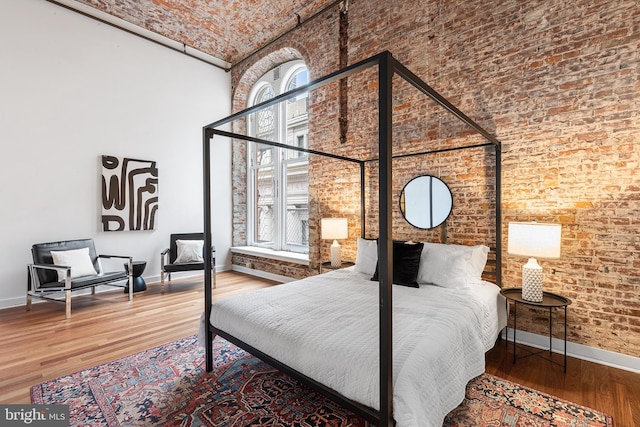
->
xmin=1 ymin=271 xmax=638 ymax=426
xmin=486 ymin=338 xmax=640 ymax=427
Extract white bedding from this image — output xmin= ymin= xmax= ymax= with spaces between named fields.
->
xmin=210 ymin=267 xmax=507 ymax=427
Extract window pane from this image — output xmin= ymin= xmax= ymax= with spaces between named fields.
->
xmin=285 ymin=131 xmax=308 ymax=160
xmin=286 ymin=69 xmax=309 ymax=124
xmin=257 ymin=106 xmax=275 ymax=140
xmin=254 ymin=143 xmax=273 ymax=166
xmin=286 ymin=69 xmax=309 ymax=94
xmin=255 ymin=166 xmax=274 ymax=245
xmin=256 ymin=85 xmax=276 ymax=142
xmin=286 ymin=69 xmax=309 ymax=160
xmin=284 ymin=160 xmax=309 ymax=250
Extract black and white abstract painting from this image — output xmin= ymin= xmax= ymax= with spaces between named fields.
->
xmin=101 ymin=155 xmax=158 ymax=232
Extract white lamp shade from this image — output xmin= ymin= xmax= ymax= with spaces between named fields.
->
xmin=508 ymin=222 xmax=561 ymax=259
xmin=321 ymin=218 xmax=348 ymax=240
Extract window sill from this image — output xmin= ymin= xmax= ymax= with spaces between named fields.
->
xmin=231 ymin=246 xmax=309 ymax=266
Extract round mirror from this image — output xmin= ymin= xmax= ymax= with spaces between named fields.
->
xmin=400 ymin=175 xmax=453 ymax=229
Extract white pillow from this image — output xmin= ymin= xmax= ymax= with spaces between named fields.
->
xmin=354 ymin=238 xmax=378 ymax=276
xmin=469 ymin=244 xmax=490 ymax=278
xmin=416 ymin=242 xmax=489 ymax=288
xmin=175 ymin=239 xmax=204 ymax=263
xmin=51 ymin=247 xmax=98 ymax=281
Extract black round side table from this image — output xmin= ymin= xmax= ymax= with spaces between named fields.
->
xmin=500 ymin=287 xmax=571 ymax=372
xmin=124 ymin=261 xmax=147 ymax=292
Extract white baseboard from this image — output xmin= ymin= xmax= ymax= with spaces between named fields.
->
xmin=503 ymin=328 xmax=640 ymax=374
xmin=1 ymin=294 xmax=46 ymax=309
xmin=0 ymin=285 xmax=124 ymax=310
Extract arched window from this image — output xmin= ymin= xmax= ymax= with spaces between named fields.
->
xmin=247 ymin=61 xmax=309 ymax=253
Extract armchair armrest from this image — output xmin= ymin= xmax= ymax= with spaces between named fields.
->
xmin=29 ymin=263 xmax=70 ymax=273
xmin=98 ymin=254 xmax=133 ymax=260
xmin=98 ymin=254 xmax=133 ymax=274
xmin=160 ymin=248 xmax=170 ymax=269
xmin=28 ymin=263 xmax=72 ymax=289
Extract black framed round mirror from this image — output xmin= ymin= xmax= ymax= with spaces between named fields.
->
xmin=399 ymin=175 xmax=453 ymax=229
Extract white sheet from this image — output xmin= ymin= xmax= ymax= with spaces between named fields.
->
xmin=210 ymin=267 xmax=507 ymax=427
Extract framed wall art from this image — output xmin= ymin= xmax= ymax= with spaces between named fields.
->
xmin=101 ymin=155 xmax=158 ymax=231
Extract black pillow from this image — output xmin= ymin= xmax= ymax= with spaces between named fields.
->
xmin=371 ymin=241 xmax=424 ymax=287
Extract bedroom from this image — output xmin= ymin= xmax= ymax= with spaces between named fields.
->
xmin=1 ymin=0 xmax=639 ymax=425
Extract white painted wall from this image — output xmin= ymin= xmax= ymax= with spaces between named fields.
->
xmin=0 ymin=0 xmax=232 ymax=308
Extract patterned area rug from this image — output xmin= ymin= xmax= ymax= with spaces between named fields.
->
xmin=31 ymin=335 xmax=613 ymax=427
xmin=445 ymin=374 xmax=613 ymax=427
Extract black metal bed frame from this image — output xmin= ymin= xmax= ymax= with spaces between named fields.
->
xmin=202 ymin=50 xmax=502 ymax=426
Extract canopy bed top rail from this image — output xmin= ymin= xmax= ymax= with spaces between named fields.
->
xmin=208 ymin=129 xmax=365 ymax=165
xmin=205 ymin=51 xmax=388 ymax=130
xmin=370 ymin=141 xmax=496 ymax=162
xmin=205 ymin=51 xmax=502 ymax=156
xmin=391 ymin=58 xmax=501 ymax=148
xmin=202 ymin=50 xmax=502 ymax=427
xmin=207 ymin=129 xmax=496 ymax=163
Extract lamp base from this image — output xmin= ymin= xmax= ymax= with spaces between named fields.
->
xmin=330 ymin=240 xmax=342 ymax=268
xmin=522 ymin=258 xmax=543 ymax=302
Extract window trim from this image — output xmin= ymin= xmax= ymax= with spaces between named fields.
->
xmin=246 ymin=81 xmax=277 ymax=250
xmin=246 ymin=61 xmax=309 ymax=254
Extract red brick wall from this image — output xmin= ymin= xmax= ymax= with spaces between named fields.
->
xmin=229 ymin=0 xmax=640 ymax=358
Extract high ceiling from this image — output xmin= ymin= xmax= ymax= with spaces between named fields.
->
xmin=73 ymin=0 xmax=339 ymax=67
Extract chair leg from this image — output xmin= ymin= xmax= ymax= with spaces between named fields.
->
xmin=65 ymin=289 xmax=72 ymax=319
xmin=26 ymin=295 xmax=32 ymax=311
xmin=161 ymin=271 xmax=165 ymax=293
xmin=128 ymin=274 xmax=133 ymax=301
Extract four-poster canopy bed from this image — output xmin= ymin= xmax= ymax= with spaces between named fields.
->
xmin=202 ymin=51 xmax=504 ymax=426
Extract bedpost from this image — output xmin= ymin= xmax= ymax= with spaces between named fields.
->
xmin=495 ymin=144 xmax=502 ymax=288
xmin=360 ymin=161 xmax=366 ymax=238
xmin=378 ymin=51 xmax=394 ymax=427
xmin=203 ymin=127 xmax=214 ymax=372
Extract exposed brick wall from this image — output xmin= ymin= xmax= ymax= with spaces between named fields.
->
xmin=229 ymin=0 xmax=640 ymax=358
xmin=231 ymin=253 xmax=310 ymax=281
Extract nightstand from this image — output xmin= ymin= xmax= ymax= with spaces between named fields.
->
xmin=320 ymin=261 xmax=354 ymax=273
xmin=500 ymin=288 xmax=572 ymax=372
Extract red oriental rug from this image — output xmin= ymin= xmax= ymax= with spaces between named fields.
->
xmin=31 ymin=335 xmax=613 ymax=427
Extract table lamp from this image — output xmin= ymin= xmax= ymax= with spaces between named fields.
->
xmin=321 ymin=218 xmax=348 ymax=268
xmin=507 ymin=221 xmax=561 ymax=302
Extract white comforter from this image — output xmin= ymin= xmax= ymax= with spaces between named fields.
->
xmin=210 ymin=267 xmax=507 ymax=427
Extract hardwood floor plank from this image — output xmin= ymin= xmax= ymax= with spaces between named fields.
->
xmin=0 ymin=271 xmax=276 ymax=404
xmin=1 ymin=271 xmax=638 ymax=426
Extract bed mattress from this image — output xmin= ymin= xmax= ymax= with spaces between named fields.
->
xmin=210 ymin=267 xmax=507 ymax=427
